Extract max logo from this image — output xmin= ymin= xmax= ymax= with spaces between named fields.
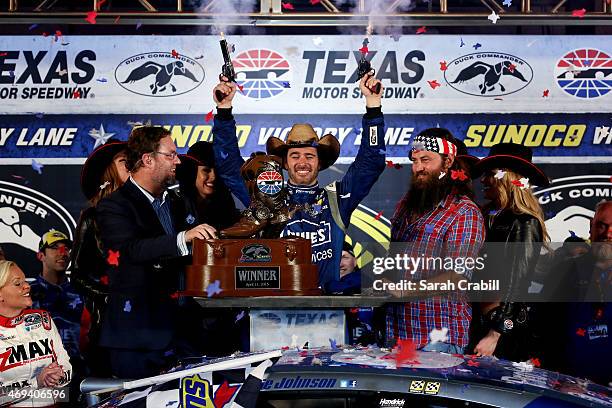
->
xmin=0 ymin=339 xmax=54 ymax=372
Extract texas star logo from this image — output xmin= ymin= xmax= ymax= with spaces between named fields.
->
xmin=555 ymin=48 xmax=612 ymax=99
xmin=234 ymin=49 xmax=292 ymax=99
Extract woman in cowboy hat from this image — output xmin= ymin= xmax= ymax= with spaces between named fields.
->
xmin=470 ymin=142 xmax=550 ymax=362
xmin=176 ymin=141 xmax=239 ymax=231
xmin=71 ymin=138 xmax=128 ymax=376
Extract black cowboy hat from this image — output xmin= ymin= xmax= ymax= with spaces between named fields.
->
xmin=474 ymin=142 xmax=549 ymax=187
xmin=176 ymin=141 xmax=216 ymax=185
xmin=454 ymin=138 xmax=479 ymax=179
xmin=80 ymin=138 xmax=127 ymax=200
xmin=266 ymin=124 xmax=340 ymax=170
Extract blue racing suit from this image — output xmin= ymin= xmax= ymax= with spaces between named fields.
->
xmin=212 ymin=107 xmax=386 ymax=292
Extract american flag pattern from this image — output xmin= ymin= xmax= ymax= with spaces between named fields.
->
xmin=411 ymin=134 xmax=458 ymax=157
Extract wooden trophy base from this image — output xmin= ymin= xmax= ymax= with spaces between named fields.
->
xmin=184 ymin=238 xmax=321 ymax=297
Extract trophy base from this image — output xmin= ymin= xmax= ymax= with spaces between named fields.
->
xmin=185 ymin=238 xmax=321 ymax=297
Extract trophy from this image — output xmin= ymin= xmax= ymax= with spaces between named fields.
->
xmin=184 ymin=153 xmax=320 ymax=297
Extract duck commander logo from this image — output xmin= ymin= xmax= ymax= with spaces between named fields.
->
xmin=115 ymin=52 xmax=205 ymax=97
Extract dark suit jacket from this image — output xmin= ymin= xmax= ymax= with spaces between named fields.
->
xmin=96 ymin=179 xmax=189 ymax=350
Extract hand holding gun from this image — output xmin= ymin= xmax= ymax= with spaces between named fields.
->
xmin=216 ymin=37 xmax=236 ymax=102
xmin=356 ymin=38 xmax=381 ymax=95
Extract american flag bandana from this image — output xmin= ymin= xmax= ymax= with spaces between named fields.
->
xmin=410 ymin=134 xmax=458 ymax=159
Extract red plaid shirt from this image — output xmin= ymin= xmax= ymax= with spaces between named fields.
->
xmin=388 ymin=193 xmax=485 ymax=348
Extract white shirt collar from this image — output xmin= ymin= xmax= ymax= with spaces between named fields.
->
xmin=129 ymin=177 xmax=168 ymax=204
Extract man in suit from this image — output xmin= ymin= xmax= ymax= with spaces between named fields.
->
xmin=96 ymin=126 xmax=216 ymax=378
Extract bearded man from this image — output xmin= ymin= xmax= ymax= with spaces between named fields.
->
xmin=388 ymin=127 xmax=486 ymax=353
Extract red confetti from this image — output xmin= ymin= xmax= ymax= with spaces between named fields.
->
xmin=571 ymin=8 xmax=586 ymax=17
xmin=467 ymin=360 xmax=480 ymax=367
xmin=439 ymin=61 xmax=447 ymax=71
xmin=511 ymin=179 xmax=523 ymax=187
xmin=416 ymin=26 xmax=427 ymax=34
xmin=309 ymin=0 xmax=321 ymax=4
xmin=96 ymin=0 xmax=107 ymax=7
xmin=529 ymin=357 xmax=541 ymax=367
xmin=508 ymin=63 xmax=516 ymax=72
xmin=107 ymin=250 xmax=120 ymax=266
xmin=386 ymin=160 xmax=403 ymax=169
xmin=214 ymin=381 xmax=240 ymax=407
xmin=349 ymin=308 xmax=359 ymax=314
xmin=395 ymin=339 xmax=418 ymax=366
xmin=205 ymin=110 xmax=214 ymax=123
xmin=85 ymin=11 xmax=98 ymax=24
xmin=386 ymin=160 xmax=395 ymax=168
xmin=54 ymin=30 xmax=62 ymax=42
xmin=236 ymin=83 xmax=244 ymax=93
xmin=281 ymin=2 xmax=295 ymax=10
xmin=374 ymin=211 xmax=383 ymax=220
xmin=114 ymin=16 xmax=121 ymax=24
xmin=73 ymin=90 xmax=81 ymax=98
xmin=171 ymin=49 xmax=179 ymax=59
xmin=170 ymin=292 xmax=179 ymax=299
xmin=42 ymin=32 xmax=49 ymax=37
xmin=542 ymin=89 xmax=550 ymax=97
xmin=358 ymin=46 xmax=369 ymax=55
xmin=0 ymin=52 xmax=7 ymax=57
xmin=427 ymin=80 xmax=441 ymax=89
xmin=576 ymin=327 xmax=586 ymax=336
xmin=100 ymin=275 xmax=109 ymax=285
xmin=451 ymin=169 xmax=468 ymax=181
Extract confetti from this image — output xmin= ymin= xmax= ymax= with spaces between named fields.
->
xmin=220 ymin=151 xmax=229 ymax=160
xmin=170 ymin=291 xmax=179 ymax=299
xmin=529 ymin=357 xmax=541 ymax=367
xmin=114 ymin=16 xmax=121 ymax=24
xmin=518 ymin=177 xmax=530 ymax=189
xmin=290 ymin=334 xmax=298 ymax=348
xmin=358 ymin=46 xmax=369 ymax=55
xmin=35 ymin=112 xmax=44 ymax=119
xmin=451 ymin=169 xmax=468 ymax=181
xmin=494 ymin=169 xmax=506 ymax=179
xmin=473 ymin=43 xmax=482 ymax=50
xmin=438 ymin=171 xmax=446 ymax=179
xmin=100 ymin=275 xmax=109 ymax=285
xmin=329 ymin=338 xmax=339 ymax=351
xmin=195 ymin=55 xmax=204 ymax=60
xmin=28 ymin=24 xmax=39 ymax=31
xmin=427 ymin=80 xmax=441 ymax=89
xmin=571 ymin=8 xmax=586 ymax=17
xmin=460 ymin=37 xmax=465 ymax=47
xmin=542 ymin=89 xmax=550 ymax=97
xmin=416 ymin=26 xmax=427 ymax=34
xmin=425 ymin=224 xmax=435 ymax=234
xmin=281 ymin=2 xmax=295 ymax=10
xmin=85 ymin=11 xmax=98 ymax=24
xmin=569 ymin=230 xmax=577 ymax=237
xmin=282 ymin=82 xmax=290 ymax=88
xmin=99 ymin=181 xmax=110 ymax=190
xmin=467 ymin=360 xmax=480 ymax=367
xmin=488 ymin=11 xmax=500 ymax=24
xmin=310 ymin=0 xmax=320 ymax=4
xmin=73 ymin=90 xmax=81 ymax=98
xmin=61 ymin=42 xmax=70 ymax=46
xmin=395 ymin=339 xmax=418 ymax=366
xmin=136 ymin=22 xmax=143 ymax=30
xmin=107 ymin=249 xmax=120 ymax=266
xmin=312 ymin=37 xmax=323 ymax=46
xmin=429 ymin=328 xmax=449 ymax=344
xmin=31 ymin=159 xmax=43 ymax=175
xmin=439 ymin=61 xmax=448 ymax=71
xmin=205 ymin=110 xmax=214 ymax=123
xmin=508 ymin=63 xmax=516 ymax=72
xmin=123 ymin=300 xmax=131 ymax=312
xmin=236 ymin=83 xmax=244 ymax=93
xmin=54 ymin=30 xmax=62 ymax=42
xmin=96 ymin=78 xmax=108 ymax=83
xmin=390 ymin=33 xmax=401 ymax=42
xmin=374 ymin=211 xmax=383 ymax=220
xmin=58 ymin=69 xmax=68 ymax=76
xmin=206 ymin=280 xmax=222 ymax=297
xmin=0 ymin=53 xmax=7 ymax=57
xmin=503 ymin=0 xmax=512 ymax=5
xmin=235 ymin=310 xmax=246 ymax=323
xmin=171 ymin=49 xmax=179 ymax=58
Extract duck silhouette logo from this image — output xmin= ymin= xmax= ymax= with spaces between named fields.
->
xmin=115 ymin=52 xmax=205 ymax=97
xmin=0 ymin=181 xmax=76 ymax=256
xmin=444 ymin=52 xmax=533 ymax=97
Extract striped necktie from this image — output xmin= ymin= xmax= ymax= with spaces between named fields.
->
xmin=152 ymin=197 xmax=176 ymax=236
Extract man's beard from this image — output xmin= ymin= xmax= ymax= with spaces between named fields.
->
xmin=592 ymin=241 xmax=612 ymax=266
xmin=403 ymin=170 xmax=452 ymax=218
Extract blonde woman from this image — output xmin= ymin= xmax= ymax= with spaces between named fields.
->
xmin=471 ymin=143 xmax=549 ymax=361
xmin=0 ymin=260 xmax=71 ymax=403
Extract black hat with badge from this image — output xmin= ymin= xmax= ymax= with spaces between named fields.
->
xmin=473 ymin=142 xmax=549 ymax=187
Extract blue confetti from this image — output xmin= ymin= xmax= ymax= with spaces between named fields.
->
xmin=583 ymin=60 xmax=592 ymax=67
xmin=186 ymin=214 xmax=196 ymax=224
xmin=352 ymin=127 xmax=361 ymax=136
xmin=61 ymin=42 xmax=70 ymax=46
xmin=136 ymin=22 xmax=143 ymax=30
xmin=35 ymin=112 xmax=44 ymax=119
xmin=473 ymin=43 xmax=482 ymax=50
xmin=312 ymin=204 xmax=322 ymax=213
xmin=123 ymin=300 xmax=132 ymax=312
xmin=28 ymin=24 xmax=38 ymax=31
xmin=378 ymin=148 xmax=386 ymax=155
xmin=31 ymin=159 xmax=43 ymax=175
xmin=282 ymin=81 xmax=290 ymax=88
xmin=390 ymin=34 xmax=401 ymax=42
xmin=329 ymin=338 xmax=339 ymax=351
xmin=235 ymin=310 xmax=246 ymax=323
xmin=459 ymin=37 xmax=465 ymax=47
xmin=425 ymin=224 xmax=435 ymax=234
xmin=220 ymin=151 xmax=229 ymax=160
xmin=569 ymin=230 xmax=577 ymax=237
xmin=311 ymin=141 xmax=318 ymax=147
xmin=503 ymin=0 xmax=512 ymax=6
xmin=206 ymin=280 xmax=222 ymax=297
xmin=96 ymin=78 xmax=108 ymax=83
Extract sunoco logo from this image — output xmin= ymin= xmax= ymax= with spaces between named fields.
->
xmin=0 ymin=181 xmax=76 ymax=273
xmin=444 ymin=52 xmax=533 ymax=97
xmin=234 ymin=49 xmax=292 ymax=99
xmin=534 ymin=175 xmax=611 ymax=242
xmin=115 ymin=52 xmax=204 ymax=97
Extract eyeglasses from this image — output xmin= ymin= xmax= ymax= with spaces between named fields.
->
xmin=154 ymin=151 xmax=178 ymax=160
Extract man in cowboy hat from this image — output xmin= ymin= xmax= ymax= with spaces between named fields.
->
xmin=212 ymin=74 xmax=385 ymax=292
xmin=388 ymin=127 xmax=485 ymax=353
